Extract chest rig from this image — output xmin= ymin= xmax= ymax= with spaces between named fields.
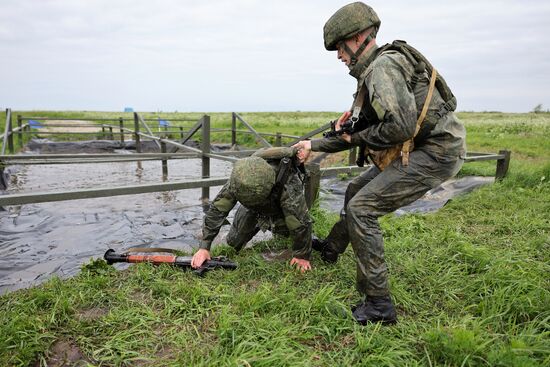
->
xmin=353 ymin=40 xmax=457 ymax=169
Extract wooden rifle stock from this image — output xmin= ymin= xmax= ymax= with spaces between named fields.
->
xmin=104 ymin=249 xmax=237 ymax=276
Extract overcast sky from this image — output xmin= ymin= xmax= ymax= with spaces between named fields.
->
xmin=1 ymin=0 xmax=549 ymax=113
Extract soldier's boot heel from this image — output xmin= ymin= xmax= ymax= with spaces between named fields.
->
xmin=312 ymin=237 xmax=339 ymax=264
xmin=352 ymin=296 xmax=397 ymax=325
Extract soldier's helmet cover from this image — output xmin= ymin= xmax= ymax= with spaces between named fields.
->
xmin=229 ymin=157 xmax=276 ymax=207
xmin=323 ymin=2 xmax=381 ymax=51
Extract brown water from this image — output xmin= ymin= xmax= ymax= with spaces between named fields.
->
xmin=0 ymin=142 xmax=493 ymax=294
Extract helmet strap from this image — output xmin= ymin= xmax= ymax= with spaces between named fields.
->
xmin=347 ymin=32 xmax=376 ymax=66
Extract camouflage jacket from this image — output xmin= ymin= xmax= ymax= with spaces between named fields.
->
xmin=311 ymin=44 xmax=466 ymax=159
xmin=200 ymin=158 xmax=312 ymax=260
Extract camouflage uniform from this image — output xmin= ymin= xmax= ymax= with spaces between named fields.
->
xmin=311 ymin=44 xmax=466 ymax=297
xmin=200 ymin=148 xmax=312 ymax=260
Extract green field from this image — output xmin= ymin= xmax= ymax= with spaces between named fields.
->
xmin=0 ymin=111 xmax=549 ymax=366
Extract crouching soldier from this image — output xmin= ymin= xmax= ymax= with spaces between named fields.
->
xmin=191 ymin=147 xmax=313 ymax=272
xmin=294 ymin=2 xmax=466 ymax=324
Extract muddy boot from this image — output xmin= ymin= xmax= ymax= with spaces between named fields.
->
xmin=311 ymin=236 xmax=327 ymax=252
xmin=312 ymin=237 xmax=339 ymax=264
xmin=352 ymin=296 xmax=397 ymax=325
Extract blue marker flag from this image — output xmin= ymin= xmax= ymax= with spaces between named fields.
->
xmin=28 ymin=120 xmax=44 ymax=129
xmin=158 ymin=119 xmax=170 ymax=127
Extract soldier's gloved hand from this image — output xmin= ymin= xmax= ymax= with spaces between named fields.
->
xmin=336 ymin=111 xmax=352 ymax=143
xmin=290 ymin=257 xmax=312 ymax=273
xmin=191 ymin=249 xmax=211 ymax=268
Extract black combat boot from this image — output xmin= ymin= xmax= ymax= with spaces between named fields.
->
xmin=352 ymin=296 xmax=397 ymax=325
xmin=311 ymin=237 xmax=339 ymax=263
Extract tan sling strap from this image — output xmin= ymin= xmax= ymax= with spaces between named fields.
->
xmin=350 ymin=85 xmax=368 ymax=123
xmin=401 ymin=67 xmax=438 ymax=166
xmin=347 ymin=67 xmax=438 ymax=170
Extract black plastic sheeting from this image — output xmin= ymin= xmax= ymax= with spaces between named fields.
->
xmin=320 ymin=175 xmax=494 ymax=215
xmin=0 ymin=140 xmax=493 ymax=294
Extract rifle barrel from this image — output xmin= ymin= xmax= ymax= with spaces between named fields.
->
xmin=104 ymin=249 xmax=128 ymax=264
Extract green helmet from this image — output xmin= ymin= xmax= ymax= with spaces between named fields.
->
xmin=229 ymin=157 xmax=275 ymax=207
xmin=323 ymin=2 xmax=381 ymax=51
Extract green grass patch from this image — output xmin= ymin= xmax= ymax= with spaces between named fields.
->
xmin=1 ymin=111 xmax=549 ymax=365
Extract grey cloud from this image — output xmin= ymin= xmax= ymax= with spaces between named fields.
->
xmin=1 ymin=0 xmax=549 ymax=112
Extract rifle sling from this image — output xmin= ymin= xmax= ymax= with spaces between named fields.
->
xmin=351 ymin=86 xmax=368 ymax=122
xmin=350 ymin=86 xmax=368 ymax=167
xmin=270 ymin=157 xmax=293 ymax=202
xmin=401 ymin=67 xmax=438 ymax=165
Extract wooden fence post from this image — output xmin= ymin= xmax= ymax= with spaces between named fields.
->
xmin=134 ymin=112 xmax=141 ymax=153
xmin=119 ymin=117 xmax=124 ymax=143
xmin=161 ymin=141 xmax=168 ymax=177
xmin=231 ymin=112 xmax=237 ymax=148
xmin=201 ymin=115 xmax=211 ymax=205
xmin=17 ymin=115 xmax=23 ymax=148
xmin=7 ymin=110 xmax=14 ymax=154
xmin=495 ymin=150 xmax=511 ymax=180
xmin=304 ymin=163 xmax=320 ymax=209
xmin=275 ymin=132 xmax=282 ymax=147
xmin=348 ymin=147 xmax=357 ymax=166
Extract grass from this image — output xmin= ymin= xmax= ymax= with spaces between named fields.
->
xmin=0 ymin=111 xmax=549 ymax=366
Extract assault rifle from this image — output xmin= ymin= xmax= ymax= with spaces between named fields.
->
xmin=322 ymin=116 xmax=369 ymax=167
xmin=323 ymin=116 xmax=367 ymax=138
xmin=104 ymin=249 xmax=238 ymax=276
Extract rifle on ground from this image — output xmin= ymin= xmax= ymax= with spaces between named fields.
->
xmin=104 ymin=248 xmax=238 ymax=276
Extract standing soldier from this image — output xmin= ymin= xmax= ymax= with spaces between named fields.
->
xmin=295 ymin=2 xmax=466 ymax=324
xmin=192 ymin=147 xmax=313 ymax=273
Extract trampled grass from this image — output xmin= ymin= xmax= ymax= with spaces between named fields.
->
xmin=0 ymin=111 xmax=549 ymax=366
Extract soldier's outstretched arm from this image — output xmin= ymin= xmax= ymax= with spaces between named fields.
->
xmin=279 ymin=174 xmax=313 ymax=270
xmin=200 ymin=182 xmax=237 ymax=252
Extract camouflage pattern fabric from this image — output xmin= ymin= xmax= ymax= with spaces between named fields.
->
xmin=311 ymin=47 xmax=466 ymax=158
xmin=326 ymin=149 xmax=463 ymax=296
xmin=252 ymin=146 xmax=297 ymax=160
xmin=310 ymin=43 xmax=466 ymax=297
xmin=200 ymin=158 xmax=312 ymax=260
xmin=323 ymin=2 xmax=380 ymax=51
xmin=229 ymin=157 xmax=276 ymax=207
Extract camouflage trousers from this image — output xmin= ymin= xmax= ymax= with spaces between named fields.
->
xmin=326 ymin=148 xmax=463 ymax=297
xmin=226 ymin=205 xmax=289 ymax=251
